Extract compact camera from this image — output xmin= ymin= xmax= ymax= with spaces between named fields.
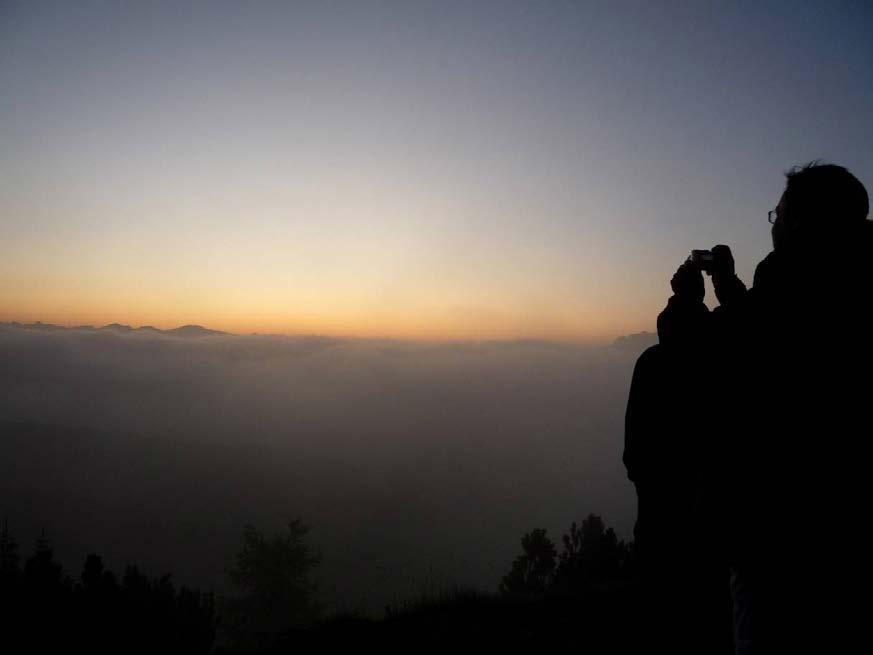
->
xmin=688 ymin=249 xmax=715 ymax=273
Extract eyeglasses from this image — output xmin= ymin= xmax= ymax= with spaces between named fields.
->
xmin=768 ymin=209 xmax=778 ymax=224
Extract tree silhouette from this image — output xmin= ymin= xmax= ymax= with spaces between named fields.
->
xmin=0 ymin=520 xmax=20 ymax=585
xmin=553 ymin=514 xmax=629 ymax=593
xmin=0 ymin=520 xmax=22 ymax=636
xmin=499 ymin=528 xmax=557 ymax=596
xmin=16 ymin=531 xmax=74 ymax=650
xmin=24 ymin=531 xmax=68 ymax=591
xmin=500 ymin=515 xmax=632 ymax=600
xmin=81 ymin=553 xmax=105 ymax=591
xmin=223 ymin=519 xmax=322 ymax=650
xmin=0 ymin=524 xmax=214 ymax=653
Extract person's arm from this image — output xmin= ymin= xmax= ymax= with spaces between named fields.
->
xmin=710 ymin=244 xmax=747 ymax=308
xmin=657 ymin=246 xmax=748 ymax=347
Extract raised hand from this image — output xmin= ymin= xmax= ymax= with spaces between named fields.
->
xmin=710 ymin=244 xmax=736 ymax=279
xmin=670 ymin=260 xmax=705 ymax=302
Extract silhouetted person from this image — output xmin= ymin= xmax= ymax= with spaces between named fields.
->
xmin=625 ymin=162 xmax=871 ymax=653
xmin=624 ymin=289 xmax=733 ymax=653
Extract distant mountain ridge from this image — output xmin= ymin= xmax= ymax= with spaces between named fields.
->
xmin=0 ymin=321 xmax=227 ymax=337
xmin=3 ymin=321 xmax=657 ymax=346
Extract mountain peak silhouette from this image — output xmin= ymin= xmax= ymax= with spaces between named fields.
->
xmin=164 ymin=324 xmax=226 ymax=337
xmin=1 ymin=321 xmax=228 ymax=337
xmin=100 ymin=323 xmax=134 ymax=333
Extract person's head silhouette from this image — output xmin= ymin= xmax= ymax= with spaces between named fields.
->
xmin=770 ymin=162 xmax=869 ymax=250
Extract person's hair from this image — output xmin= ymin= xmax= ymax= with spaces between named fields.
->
xmin=782 ymin=161 xmax=869 ymax=233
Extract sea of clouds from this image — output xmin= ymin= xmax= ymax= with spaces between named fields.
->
xmin=0 ymin=324 xmax=652 ymax=613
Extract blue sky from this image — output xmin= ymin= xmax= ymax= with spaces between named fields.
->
xmin=2 ymin=1 xmax=871 ymax=338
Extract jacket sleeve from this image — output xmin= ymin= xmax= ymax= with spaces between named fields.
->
xmin=713 ymin=272 xmax=748 ymax=307
xmin=657 ymin=272 xmax=749 ymax=348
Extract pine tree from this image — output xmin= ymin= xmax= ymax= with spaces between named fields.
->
xmin=0 ymin=520 xmax=20 ymax=584
xmin=553 ymin=514 xmax=629 ymax=593
xmin=499 ymin=528 xmax=557 ymax=596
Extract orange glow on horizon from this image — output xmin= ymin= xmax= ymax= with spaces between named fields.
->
xmin=0 ymin=298 xmax=652 ymax=343
xmin=0 ymin=235 xmax=658 ymax=343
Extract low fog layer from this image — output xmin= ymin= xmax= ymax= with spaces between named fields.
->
xmin=0 ymin=325 xmax=649 ymax=614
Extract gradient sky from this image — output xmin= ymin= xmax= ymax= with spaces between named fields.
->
xmin=2 ymin=1 xmax=871 ymax=340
